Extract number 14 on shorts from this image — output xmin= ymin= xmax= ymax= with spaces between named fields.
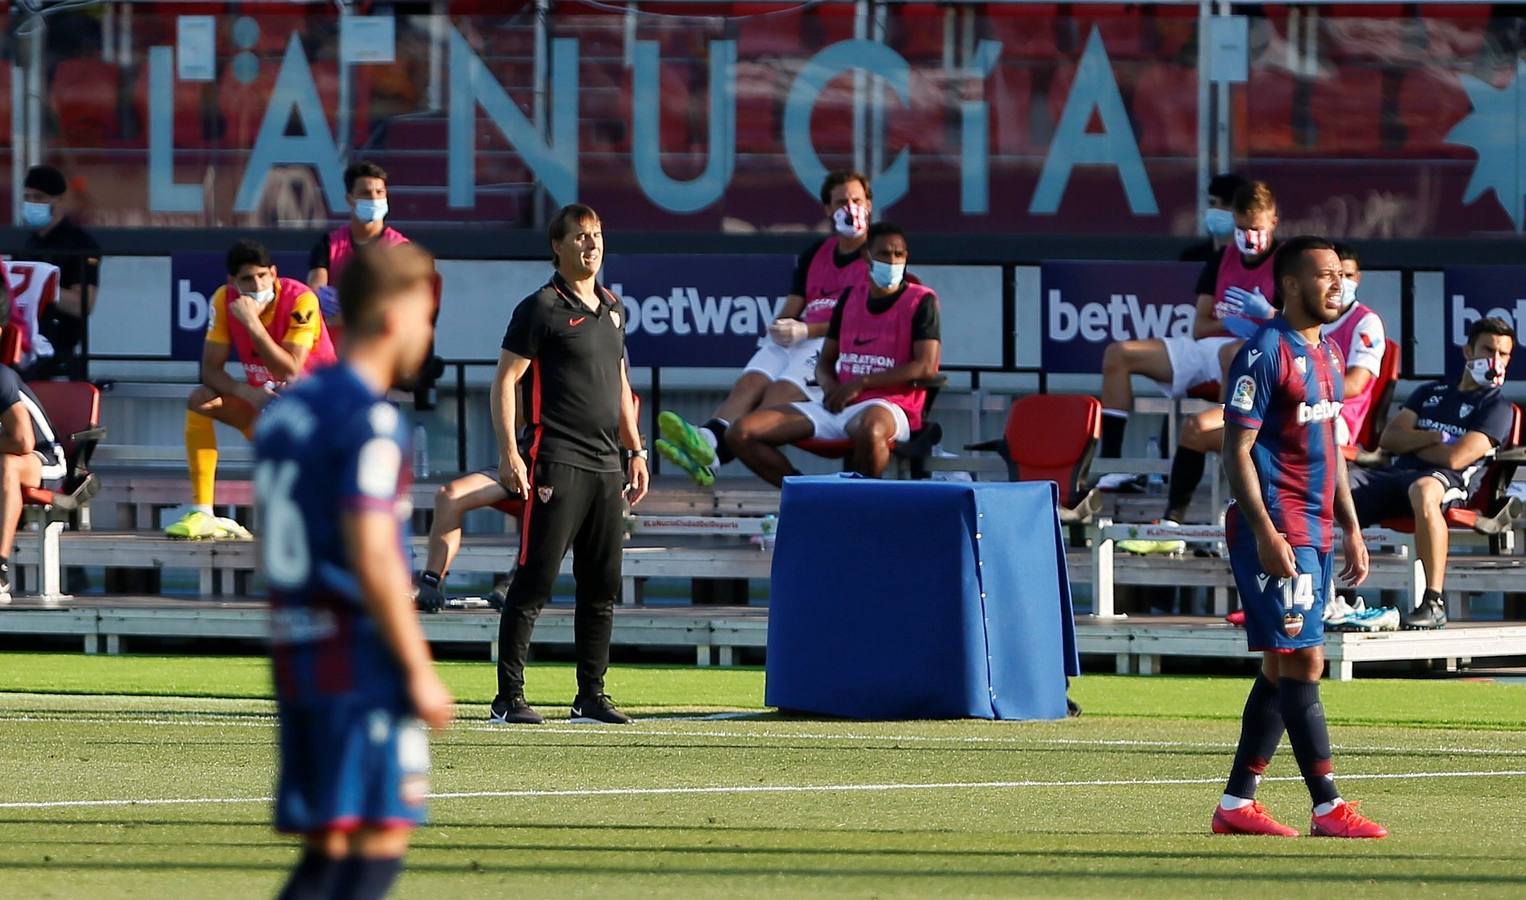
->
xmin=1258 ymin=572 xmax=1315 ymax=611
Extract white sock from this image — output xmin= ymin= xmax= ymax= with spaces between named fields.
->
xmin=1219 ymin=794 xmax=1254 ymax=811
xmin=1102 ymin=408 xmax=1129 ymax=420
xmin=1313 ymin=798 xmax=1344 ymax=817
xmin=193 ymin=504 xmax=214 ymax=517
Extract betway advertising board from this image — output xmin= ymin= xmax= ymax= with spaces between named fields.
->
xmin=1040 ymin=261 xmax=1201 ymax=373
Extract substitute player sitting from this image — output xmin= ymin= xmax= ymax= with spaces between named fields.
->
xmin=1349 ymin=315 xmax=1515 ymax=630
xmin=1213 ymin=235 xmax=1386 ymax=839
xmin=728 ymin=222 xmax=940 ymax=487
xmin=166 ymin=240 xmax=335 ymax=540
xmin=656 ymin=171 xmax=872 ymax=486
xmin=256 ymin=242 xmax=453 ymax=899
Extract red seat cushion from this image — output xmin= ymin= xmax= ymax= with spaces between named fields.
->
xmin=21 ymin=486 xmax=55 ymax=506
xmin=1187 ymin=382 xmax=1221 ymax=402
xmin=1379 ymin=509 xmax=1481 ymax=534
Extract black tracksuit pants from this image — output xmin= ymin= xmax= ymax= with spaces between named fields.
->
xmin=496 ymin=460 xmax=624 ymax=700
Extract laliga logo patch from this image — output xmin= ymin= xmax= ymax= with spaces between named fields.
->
xmin=1230 ymin=375 xmax=1256 ymax=411
xmin=1282 ymin=613 xmax=1305 ymax=638
xmin=611 ymin=308 xmax=622 ymax=328
xmin=537 ymin=485 xmax=555 ymax=503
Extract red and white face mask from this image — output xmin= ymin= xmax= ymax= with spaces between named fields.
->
xmin=833 ymin=203 xmax=868 ymax=238
xmin=1235 ymin=227 xmax=1271 ymax=257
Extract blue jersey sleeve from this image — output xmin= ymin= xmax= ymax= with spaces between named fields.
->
xmin=1224 ymin=331 xmax=1279 ymax=430
xmin=1473 ymin=392 xmax=1516 ymax=447
xmin=338 ymin=400 xmax=408 ymax=513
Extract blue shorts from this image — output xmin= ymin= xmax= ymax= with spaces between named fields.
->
xmin=1227 ymin=522 xmax=1332 ymax=652
xmin=275 ymin=698 xmax=430 ymax=834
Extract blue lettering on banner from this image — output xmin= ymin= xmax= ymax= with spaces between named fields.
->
xmin=604 ymin=255 xmax=795 ymax=368
xmin=1040 ymin=261 xmax=1200 ymax=373
xmin=1442 ymin=266 xmax=1526 ymax=378
xmin=170 ymin=252 xmax=309 ymax=361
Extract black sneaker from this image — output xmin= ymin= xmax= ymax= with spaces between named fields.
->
xmin=488 ymin=694 xmax=544 ymax=724
xmin=486 ymin=577 xmax=511 ymax=612
xmin=1066 ymin=696 xmax=1082 ymax=718
xmin=570 ymin=693 xmax=632 ymax=724
xmin=414 ymin=579 xmax=446 ymax=614
xmin=1402 ymin=597 xmax=1448 ymax=630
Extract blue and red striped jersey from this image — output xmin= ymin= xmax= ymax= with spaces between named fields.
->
xmin=253 ymin=363 xmax=414 ymax=705
xmin=1223 ymin=317 xmax=1345 ymax=552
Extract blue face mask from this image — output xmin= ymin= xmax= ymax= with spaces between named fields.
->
xmin=1204 ymin=207 xmax=1235 ymax=239
xmin=869 ymin=258 xmax=904 ymax=290
xmin=22 ymin=201 xmax=52 ymax=229
xmin=354 ymin=198 xmax=388 ymax=224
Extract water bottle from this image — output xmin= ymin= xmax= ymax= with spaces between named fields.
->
xmin=412 ymin=423 xmax=429 ymax=477
xmin=1145 ymin=436 xmax=1165 ymax=495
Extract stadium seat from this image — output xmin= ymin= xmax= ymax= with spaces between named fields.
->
xmin=50 ymin=59 xmax=122 ymax=147
xmin=18 ymin=381 xmax=105 ymax=602
xmin=1353 ymin=338 xmax=1401 ymax=452
xmin=965 ymin=393 xmax=1103 ymax=524
xmin=1377 ymin=403 xmax=1524 ymax=548
xmin=1133 ymin=64 xmax=1198 ymax=157
xmin=793 ymin=375 xmax=948 ymax=479
xmin=1310 ymin=65 xmax=1384 ymax=155
xmin=1396 ymin=66 xmax=1473 ymax=155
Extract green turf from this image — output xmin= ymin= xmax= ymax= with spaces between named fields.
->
xmin=1 ymin=655 xmax=1525 ymax=897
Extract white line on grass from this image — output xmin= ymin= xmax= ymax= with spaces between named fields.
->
xmin=2 ymin=769 xmax=1524 ymax=811
xmin=0 ymin=713 xmax=1523 ymax=758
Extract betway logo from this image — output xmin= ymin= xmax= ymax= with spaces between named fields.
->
xmin=1296 ymin=399 xmax=1342 ymax=424
xmin=610 ymin=284 xmax=787 ymax=337
xmin=1450 ymin=294 xmax=1526 ymax=346
xmin=1048 ymin=289 xmax=1195 ymax=342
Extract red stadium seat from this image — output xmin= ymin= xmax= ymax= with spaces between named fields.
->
xmin=966 ymin=393 xmax=1102 ymax=522
xmin=1378 ymin=404 xmax=1523 ymax=545
xmin=1133 ymin=64 xmax=1198 ymax=156
xmin=988 ymin=66 xmax=1036 ymax=156
xmin=1354 ymin=339 xmax=1401 ymax=452
xmin=1396 ymin=67 xmax=1474 ymax=155
xmin=17 ymin=381 xmax=105 ymax=601
xmin=1234 ymin=68 xmax=1297 ymax=155
xmin=983 ymin=4 xmax=1064 ymax=62
xmin=1310 ymin=65 xmax=1383 ymax=155
xmin=794 ymin=376 xmax=947 ymax=477
xmin=51 ymin=59 xmax=122 ymax=146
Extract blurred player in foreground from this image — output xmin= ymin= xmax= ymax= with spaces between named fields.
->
xmin=255 ymin=242 xmax=454 ymax=898
xmin=1213 ymin=235 xmax=1386 ymax=839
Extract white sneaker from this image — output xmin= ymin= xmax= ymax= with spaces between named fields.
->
xmin=212 ymin=516 xmax=254 ymax=540
xmin=1324 ymin=595 xmax=1364 ymax=627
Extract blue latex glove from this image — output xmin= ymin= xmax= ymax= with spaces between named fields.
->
xmin=1221 ymin=314 xmax=1261 ymax=339
xmin=316 ymin=285 xmax=340 ymax=319
xmin=1219 ymin=285 xmax=1274 ymax=320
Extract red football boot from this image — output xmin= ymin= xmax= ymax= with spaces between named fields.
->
xmin=1311 ymin=801 xmax=1389 ymax=838
xmin=1225 ymin=609 xmax=1247 ymax=626
xmin=1211 ymin=801 xmax=1300 ymax=837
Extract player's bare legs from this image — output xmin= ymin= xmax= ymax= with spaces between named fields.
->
xmin=758 ymin=379 xmax=808 ymax=408
xmin=1100 ymin=338 xmax=1174 ymax=416
xmin=425 ymin=473 xmax=512 ymax=579
xmin=714 ymin=371 xmax=775 ymax=426
xmin=0 ymin=451 xmax=43 ymax=566
xmin=844 ymin=406 xmax=898 ymax=478
xmin=727 ymin=407 xmax=815 ymax=487
xmin=1407 ymin=475 xmax=1449 ymax=594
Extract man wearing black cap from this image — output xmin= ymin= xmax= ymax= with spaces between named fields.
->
xmin=19 ymin=165 xmax=101 ymax=378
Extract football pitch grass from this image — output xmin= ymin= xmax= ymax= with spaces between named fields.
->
xmin=0 ymin=654 xmax=1523 ymax=898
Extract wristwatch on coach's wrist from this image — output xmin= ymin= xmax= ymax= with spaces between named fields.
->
xmin=630 ymin=447 xmax=649 ymax=460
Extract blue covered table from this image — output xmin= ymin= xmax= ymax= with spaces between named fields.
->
xmin=765 ymin=477 xmax=1079 ymax=720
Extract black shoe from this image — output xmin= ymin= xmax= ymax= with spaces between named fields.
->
xmin=1066 ymin=697 xmax=1082 ymax=718
xmin=0 ymin=563 xmax=11 ymax=605
xmin=414 ymin=579 xmax=445 ymax=614
xmin=488 ymin=694 xmax=544 ymax=724
xmin=570 ymin=692 xmax=632 ymax=724
xmin=1402 ymin=597 xmax=1448 ymax=630
xmin=486 ymin=577 xmax=511 ymax=612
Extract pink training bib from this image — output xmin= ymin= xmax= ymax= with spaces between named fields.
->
xmin=226 ymin=277 xmax=336 ymax=387
xmin=802 ymin=237 xmax=868 ymax=325
xmin=326 ymin=225 xmax=409 ymax=287
xmin=835 ymin=281 xmax=938 ymax=430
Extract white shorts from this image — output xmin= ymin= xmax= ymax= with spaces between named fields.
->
xmin=744 ymin=337 xmax=824 ymax=401
xmin=793 ymin=399 xmax=912 ymax=443
xmin=1156 ymin=335 xmax=1237 ymax=399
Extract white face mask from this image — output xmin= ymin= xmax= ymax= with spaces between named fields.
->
xmin=1468 ymin=356 xmax=1505 ymax=388
xmin=22 ymin=201 xmax=52 ymax=229
xmin=354 ymin=198 xmax=388 ymax=224
xmin=869 ymin=258 xmax=904 ymax=290
xmin=833 ymin=203 xmax=868 ymax=238
xmin=1235 ymin=227 xmax=1271 ymax=257
xmin=1339 ymin=277 xmax=1358 ymax=308
xmin=251 ymin=287 xmax=276 ymax=305
xmin=1204 ymin=208 xmax=1235 ymax=239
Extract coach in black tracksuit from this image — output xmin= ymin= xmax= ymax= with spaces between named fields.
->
xmin=488 ymin=204 xmax=649 ymax=726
